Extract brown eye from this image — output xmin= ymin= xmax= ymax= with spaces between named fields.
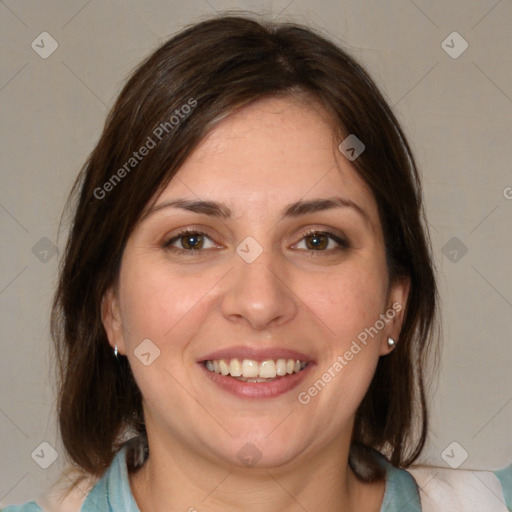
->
xmin=295 ymin=230 xmax=349 ymax=252
xmin=163 ymin=230 xmax=216 ymax=253
xmin=179 ymin=233 xmax=204 ymax=250
xmin=304 ymin=233 xmax=329 ymax=250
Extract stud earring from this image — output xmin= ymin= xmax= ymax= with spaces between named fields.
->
xmin=114 ymin=345 xmax=118 ymax=358
xmin=387 ymin=337 xmax=395 ymax=348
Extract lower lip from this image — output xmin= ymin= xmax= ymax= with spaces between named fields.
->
xmin=199 ymin=363 xmax=314 ymax=399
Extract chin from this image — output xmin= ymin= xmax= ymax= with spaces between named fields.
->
xmin=205 ymin=431 xmax=306 ymax=471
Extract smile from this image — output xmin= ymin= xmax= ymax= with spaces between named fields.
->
xmin=200 ymin=358 xmax=313 ymax=399
xmin=204 ymin=358 xmax=308 ymax=381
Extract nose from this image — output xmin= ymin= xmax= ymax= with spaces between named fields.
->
xmin=220 ymin=248 xmax=298 ymax=331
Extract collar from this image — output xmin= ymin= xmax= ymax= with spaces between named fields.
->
xmin=82 ymin=437 xmax=421 ymax=512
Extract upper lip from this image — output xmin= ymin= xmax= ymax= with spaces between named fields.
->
xmin=198 ymin=345 xmax=315 ymax=363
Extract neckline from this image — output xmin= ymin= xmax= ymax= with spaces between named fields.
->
xmin=377 ymin=454 xmax=422 ymax=511
xmin=84 ymin=439 xmax=421 ymax=511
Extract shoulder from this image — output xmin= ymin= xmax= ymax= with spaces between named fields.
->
xmin=376 ymin=456 xmax=422 ymax=511
xmin=1 ymin=436 xmax=146 ymax=512
xmin=1 ymin=462 xmax=99 ymax=512
xmin=495 ymin=462 xmax=512 ymax=507
xmin=1 ymin=469 xmax=97 ymax=512
xmin=1 ymin=503 xmax=43 ymax=512
xmin=372 ymin=450 xmax=512 ymax=511
xmin=407 ymin=462 xmax=512 ymax=511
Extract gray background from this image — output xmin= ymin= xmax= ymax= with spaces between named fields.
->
xmin=1 ymin=0 xmax=511 ymax=505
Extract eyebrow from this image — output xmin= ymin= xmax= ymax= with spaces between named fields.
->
xmin=143 ymin=196 xmax=370 ymax=224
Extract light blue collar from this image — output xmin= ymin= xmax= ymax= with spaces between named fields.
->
xmin=82 ymin=443 xmax=140 ymax=512
xmin=378 ymin=455 xmax=422 ymax=511
xmin=83 ymin=441 xmax=421 ymax=511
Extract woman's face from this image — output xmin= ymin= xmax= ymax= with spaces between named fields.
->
xmin=103 ymin=96 xmax=409 ymax=470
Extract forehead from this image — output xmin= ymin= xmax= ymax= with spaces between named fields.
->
xmin=158 ymin=96 xmax=379 ymax=224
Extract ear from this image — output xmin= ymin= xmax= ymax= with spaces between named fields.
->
xmin=101 ymin=287 xmax=126 ymax=355
xmin=379 ymin=275 xmax=410 ymax=356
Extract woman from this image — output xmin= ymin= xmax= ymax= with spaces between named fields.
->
xmin=3 ymin=14 xmax=511 ymax=512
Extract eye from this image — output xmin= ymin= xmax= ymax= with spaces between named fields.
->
xmin=294 ymin=230 xmax=349 ymax=252
xmin=162 ymin=228 xmax=349 ymax=256
xmin=163 ymin=229 xmax=218 ymax=253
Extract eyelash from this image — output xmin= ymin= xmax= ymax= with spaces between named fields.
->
xmin=162 ymin=228 xmax=349 ymax=256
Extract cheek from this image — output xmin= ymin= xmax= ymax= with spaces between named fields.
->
xmin=292 ymin=265 xmax=388 ymax=413
xmin=298 ymin=265 xmax=388 ymax=344
xmin=116 ymin=259 xmax=217 ymax=413
xmin=118 ymin=258 xmax=214 ymax=342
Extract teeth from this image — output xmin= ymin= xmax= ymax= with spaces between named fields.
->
xmin=276 ymin=358 xmax=287 ymax=376
xmin=219 ymin=359 xmax=229 ymax=376
xmin=259 ymin=360 xmax=276 ymax=379
xmin=229 ymin=358 xmax=242 ymax=377
xmin=204 ymin=358 xmax=308 ymax=380
xmin=242 ymin=359 xmax=259 ymax=378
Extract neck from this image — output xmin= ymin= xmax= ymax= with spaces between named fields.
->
xmin=129 ymin=433 xmax=385 ymax=512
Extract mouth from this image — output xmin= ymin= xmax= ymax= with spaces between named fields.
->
xmin=198 ymin=348 xmax=314 ymax=399
xmin=203 ymin=358 xmax=308 ymax=382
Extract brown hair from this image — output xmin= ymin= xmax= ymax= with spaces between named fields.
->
xmin=52 ymin=13 xmax=439 ymax=482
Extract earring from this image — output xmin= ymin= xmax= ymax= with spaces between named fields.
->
xmin=114 ymin=345 xmax=118 ymax=358
xmin=387 ymin=337 xmax=395 ymax=348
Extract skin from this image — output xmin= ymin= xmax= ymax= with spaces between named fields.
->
xmin=103 ymin=95 xmax=410 ymax=512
